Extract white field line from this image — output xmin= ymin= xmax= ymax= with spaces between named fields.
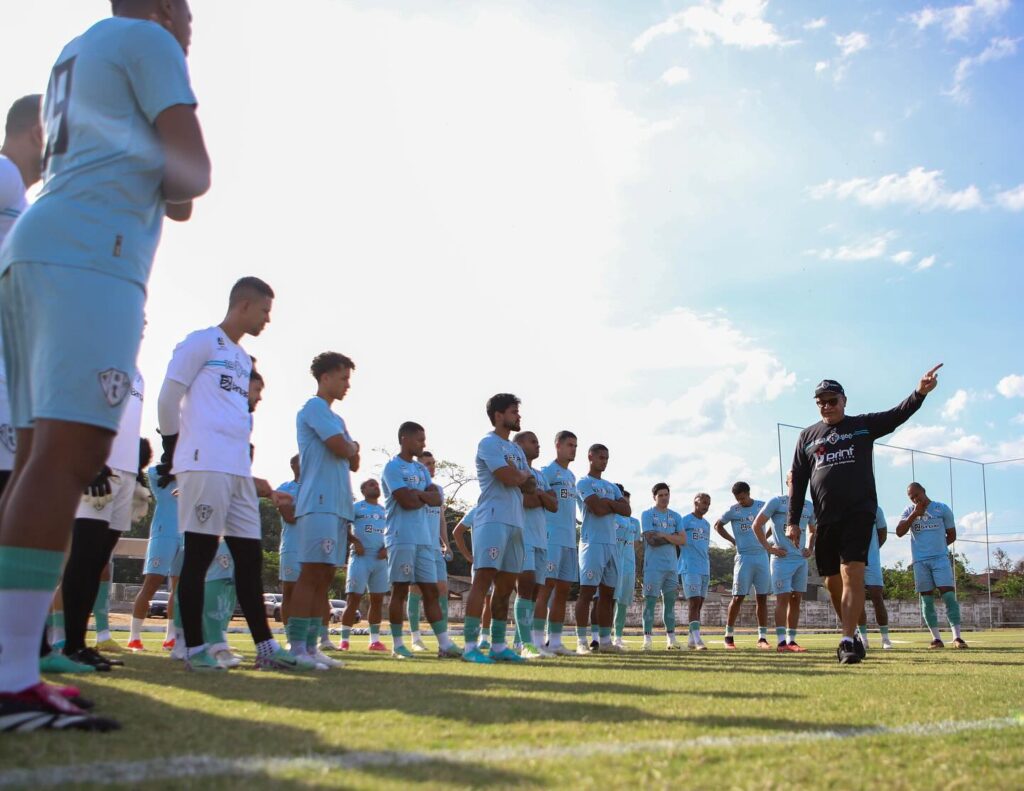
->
xmin=1 ymin=716 xmax=1019 ymax=787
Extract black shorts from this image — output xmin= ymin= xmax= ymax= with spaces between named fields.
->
xmin=814 ymin=511 xmax=875 ymax=578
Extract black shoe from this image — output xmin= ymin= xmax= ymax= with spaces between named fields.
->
xmin=853 ymin=634 xmax=867 ymax=660
xmin=67 ymin=648 xmax=113 ymax=672
xmin=0 ymin=684 xmax=120 ymax=732
xmin=837 ymin=640 xmax=861 ymax=665
xmin=952 ymin=638 xmax=969 ymax=649
xmin=94 ymin=650 xmax=124 ymax=667
xmin=589 ymin=639 xmax=599 ymax=651
xmin=929 ymin=638 xmax=945 ymax=649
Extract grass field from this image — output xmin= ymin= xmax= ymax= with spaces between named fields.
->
xmin=2 ymin=629 xmax=1023 ymax=790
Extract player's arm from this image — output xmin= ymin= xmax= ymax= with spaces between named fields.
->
xmin=452 ymin=521 xmax=472 ymax=563
xmin=538 ymin=486 xmax=558 ymax=513
xmin=277 ymin=493 xmax=297 ymax=525
xmin=418 ymin=485 xmax=442 ymax=507
xmin=804 ymin=522 xmax=817 ymax=558
xmin=752 ymin=513 xmax=785 ymax=557
xmin=895 ymin=504 xmax=925 ymax=537
xmin=876 ymin=510 xmax=888 ymax=547
xmin=713 ymin=519 xmax=736 ymax=546
xmin=348 ymin=523 xmax=365 ymax=556
xmin=584 ymin=494 xmax=613 ymax=517
xmin=863 ymin=365 xmax=941 ymax=440
xmin=943 ymin=506 xmax=957 ymax=546
xmin=437 ymin=492 xmax=450 ymax=553
xmin=664 ymin=527 xmax=686 ymax=548
xmin=641 ymin=511 xmax=664 ymax=546
xmin=607 ymin=497 xmax=631 ymax=517
xmin=155 ymin=104 xmax=210 ymax=205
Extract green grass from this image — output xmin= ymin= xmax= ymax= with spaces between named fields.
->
xmin=2 ymin=629 xmax=1023 ymax=789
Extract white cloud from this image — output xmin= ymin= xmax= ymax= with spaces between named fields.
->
xmin=911 ymin=0 xmax=1011 ymax=41
xmin=804 ymin=17 xmax=828 ymax=31
xmin=891 ymin=250 xmax=914 ymax=264
xmin=836 ymin=31 xmax=870 ymax=58
xmin=958 ymin=510 xmax=993 ymax=534
xmin=995 ymin=184 xmax=1024 ymax=211
xmin=947 ymin=36 xmax=1020 ymax=103
xmin=814 ymin=60 xmax=830 ymax=73
xmin=872 ymin=130 xmax=886 ymax=145
xmin=915 ymin=254 xmax=937 ymax=271
xmin=1012 ymin=413 xmax=1024 ymax=425
xmin=810 ymin=166 xmax=983 ymax=211
xmin=661 ymin=66 xmax=692 ymax=85
xmin=882 ymin=424 xmax=1024 ymax=464
xmin=806 ymin=232 xmax=896 ymax=262
xmin=942 ymin=388 xmax=970 ymax=419
xmin=632 ymin=0 xmax=783 ymax=52
xmin=997 ymin=374 xmax=1024 ymax=398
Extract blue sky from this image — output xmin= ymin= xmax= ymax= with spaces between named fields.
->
xmin=2 ymin=0 xmax=1022 ymax=572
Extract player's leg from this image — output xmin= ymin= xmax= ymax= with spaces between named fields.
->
xmin=387 ymin=542 xmax=416 ymax=658
xmin=129 ymin=573 xmax=166 ymax=650
xmin=407 ymin=583 xmax=424 ymax=650
xmin=177 ymin=530 xmax=220 ymax=668
xmin=547 ymin=577 xmax=573 ymax=655
xmin=935 ymin=557 xmax=966 ymax=647
xmin=867 ymin=587 xmax=892 ymax=648
xmin=662 ymin=571 xmax=679 ymax=649
xmin=642 ymin=576 xmax=657 ymax=650
xmin=480 ymin=590 xmax=493 ymax=650
xmin=687 ymin=580 xmax=707 ymax=650
xmin=368 ymin=592 xmax=386 ymax=651
xmin=515 ymin=566 xmax=539 ymax=657
xmin=912 ymin=560 xmax=943 ymax=646
xmin=589 ymin=596 xmax=600 ymax=648
xmin=415 ymin=546 xmax=459 ymax=658
xmin=613 ymin=566 xmax=633 ymax=647
xmin=774 ymin=589 xmax=789 ymax=651
xmin=340 ymin=552 xmax=365 ymax=651
xmin=596 ymin=547 xmax=619 ymax=650
xmin=60 ymin=521 xmax=120 ymax=668
xmin=487 ymin=526 xmax=525 ymax=662
xmin=724 ymin=554 xmax=746 ymax=648
xmin=93 ymin=563 xmax=116 ymax=650
xmin=202 ymin=578 xmax=237 ymax=668
xmin=753 ymin=556 xmax=771 ymax=648
xmin=785 ymin=562 xmax=807 ymax=651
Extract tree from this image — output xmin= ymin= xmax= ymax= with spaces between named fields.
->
xmin=709 ymin=547 xmax=735 ymax=589
xmin=995 ymin=573 xmax=1024 ymax=599
xmin=883 ymin=562 xmax=917 ymax=600
xmin=992 ymin=548 xmax=1013 ymax=572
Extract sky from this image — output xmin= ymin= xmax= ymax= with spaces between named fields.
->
xmin=2 ymin=0 xmax=1023 ymax=575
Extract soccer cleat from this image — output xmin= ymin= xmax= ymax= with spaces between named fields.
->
xmin=162 ymin=638 xmax=176 ymax=651
xmin=213 ymin=650 xmax=243 ymax=669
xmin=599 ymin=642 xmax=624 ymax=654
xmin=392 ymin=645 xmax=416 ymax=660
xmin=410 ymin=638 xmax=429 ymax=653
xmin=185 ymin=649 xmax=225 ymax=672
xmin=519 ymin=643 xmax=545 ymax=659
xmin=589 ymin=639 xmax=599 ymax=651
xmin=853 ymin=635 xmax=867 ymax=660
xmin=477 ymin=640 xmax=491 ymax=652
xmin=666 ymin=641 xmax=682 ymax=651
xmin=438 ymin=643 xmax=464 ymax=659
xmin=44 ymin=683 xmax=93 ymax=710
xmin=94 ymin=638 xmax=123 ymax=653
xmin=642 ymin=637 xmax=653 ymax=651
xmin=576 ymin=642 xmax=594 ymax=656
xmin=837 ymin=640 xmax=861 ymax=665
xmin=313 ymin=651 xmax=345 ymax=669
xmin=170 ymin=641 xmax=186 ymax=661
xmin=613 ymin=639 xmax=629 ymax=652
xmin=723 ymin=636 xmax=736 ymax=650
xmin=340 ymin=640 xmax=350 ymax=651
xmin=930 ymin=638 xmax=945 ymax=649
xmin=776 ymin=641 xmax=789 ymax=653
xmin=785 ymin=642 xmax=807 ymax=653
xmin=255 ymin=648 xmax=309 ymax=671
xmin=320 ymin=639 xmax=339 ymax=652
xmin=549 ymin=644 xmax=574 ymax=656
xmin=461 ymin=648 xmax=496 ymax=664
xmin=757 ymin=638 xmax=772 ymax=651
xmin=860 ymin=632 xmax=870 ymax=650
xmin=490 ymin=647 xmax=527 ymax=663
xmin=126 ymin=639 xmax=146 ymax=652
xmin=0 ymin=684 xmax=120 ymax=733
xmin=952 ymin=638 xmax=969 ymax=649
xmin=40 ymin=652 xmax=96 ymax=674
xmin=368 ymin=641 xmax=389 ymax=652
xmin=881 ymin=638 xmax=894 ymax=650
xmin=66 ymin=648 xmax=112 ymax=672
xmin=693 ymin=641 xmax=708 ymax=652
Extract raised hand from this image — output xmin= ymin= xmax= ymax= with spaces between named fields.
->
xmin=917 ymin=363 xmax=943 ymax=395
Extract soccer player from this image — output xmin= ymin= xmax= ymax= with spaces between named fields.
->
xmin=452 ymin=505 xmax=494 ymax=649
xmin=715 ymin=482 xmax=769 ymax=649
xmin=613 ymin=490 xmax=641 ymax=649
xmin=287 ymin=352 xmax=359 ymax=670
xmin=861 ymin=505 xmax=893 ymax=650
xmin=157 ymin=278 xmax=296 ymax=671
xmin=512 ymin=431 xmax=557 ymax=659
xmin=202 ymin=540 xmax=241 ymax=668
xmin=895 ymin=482 xmax=966 ymax=649
xmin=788 ymin=368 xmax=941 ymax=664
xmin=463 ymin=394 xmax=535 ymax=664
xmin=340 ymin=479 xmax=388 ymax=652
xmin=408 ymin=450 xmax=450 ymax=652
xmin=535 ymin=431 xmax=579 ymax=656
xmin=275 ymin=454 xmax=301 ymax=630
xmin=679 ymin=492 xmax=712 ymax=650
xmin=576 ymin=444 xmax=631 ymax=654
xmin=640 ymin=483 xmax=686 ymax=650
xmin=752 ymin=472 xmax=816 ymax=653
xmin=382 ymin=423 xmax=460 ymax=659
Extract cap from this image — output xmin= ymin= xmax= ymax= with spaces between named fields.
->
xmin=814 ymin=379 xmax=845 ymax=398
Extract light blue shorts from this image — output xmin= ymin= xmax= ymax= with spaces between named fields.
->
xmin=279 ymin=551 xmax=300 ymax=583
xmin=388 ymin=543 xmax=439 ymax=584
xmin=579 ymin=542 xmax=619 ymax=589
xmin=279 ymin=525 xmax=299 ymax=557
xmin=205 ymin=540 xmax=234 ymax=582
xmin=615 ymin=567 xmax=635 ymax=601
xmin=682 ymin=573 xmax=709 ymax=600
xmin=914 ymin=556 xmax=954 ymax=592
xmin=435 ymin=549 xmax=450 ymax=583
xmin=0 ymin=262 xmax=146 ymax=431
xmin=298 ymin=513 xmax=345 ymax=566
xmin=865 ymin=544 xmax=883 ymax=587
xmin=732 ymin=553 xmax=770 ymax=596
xmin=522 ymin=544 xmax=547 ymax=585
xmin=347 ymin=554 xmax=390 ymax=595
xmin=771 ymin=557 xmax=808 ymax=594
xmin=472 ymin=523 xmax=524 ymax=574
xmin=143 ymin=535 xmax=182 ymax=578
xmin=643 ymin=567 xmax=679 ymax=597
xmin=545 ymin=544 xmax=578 ymax=583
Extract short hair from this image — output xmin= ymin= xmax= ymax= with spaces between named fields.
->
xmin=249 ymin=369 xmax=264 ymax=385
xmin=398 ymin=421 xmax=425 ymax=441
xmin=310 ymin=351 xmax=355 ymax=380
xmin=652 ymin=482 xmax=670 ymax=496
xmin=513 ymin=431 xmax=536 ymax=444
xmin=555 ymin=430 xmax=577 ymax=443
xmin=417 ymin=450 xmax=434 ymax=459
xmin=588 ymin=443 xmax=608 ymax=455
xmin=289 ymin=454 xmax=299 ymax=466
xmin=908 ymin=481 xmax=925 ymax=492
xmin=360 ymin=478 xmax=378 ymax=492
xmin=5 ymin=94 xmax=41 ymax=137
xmin=228 ymin=276 xmax=274 ymax=306
xmin=616 ymin=483 xmax=630 ymax=497
xmin=138 ymin=437 xmax=153 ymax=470
xmin=731 ymin=481 xmax=750 ymax=496
xmin=694 ymin=492 xmax=710 ymax=502
xmin=485 ymin=393 xmax=520 ymax=425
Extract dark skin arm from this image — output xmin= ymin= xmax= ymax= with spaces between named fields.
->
xmin=584 ymin=494 xmax=613 ymax=517
xmin=714 ymin=520 xmax=736 ymax=547
xmin=154 ymin=104 xmax=211 ymax=203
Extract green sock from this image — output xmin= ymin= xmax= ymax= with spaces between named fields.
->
xmin=921 ymin=595 xmax=938 ymax=628
xmin=93 ymin=581 xmax=111 ymax=633
xmin=0 ymin=546 xmax=64 ymax=590
xmin=757 ymin=626 xmax=767 ymax=640
xmin=725 ymin=625 xmax=735 ymax=637
xmin=173 ymin=591 xmax=182 ymax=629
xmin=533 ymin=617 xmax=546 ymax=636
xmin=202 ymin=579 xmax=232 ymax=645
xmin=857 ymin=624 xmax=868 ymax=638
xmin=514 ymin=597 xmax=534 ymax=645
xmin=663 ymin=592 xmax=677 ymax=633
xmin=320 ymin=623 xmax=330 ymax=641
xmin=369 ymin=624 xmax=380 ymax=640
xmin=550 ymin=622 xmax=563 ymax=635
xmin=599 ymin=626 xmax=611 ymax=640
xmin=390 ymin=622 xmax=404 ymax=648
xmin=776 ymin=626 xmax=787 ymax=643
xmin=341 ymin=627 xmax=351 ymax=641
xmin=643 ymin=596 xmax=657 ymax=634
xmin=440 ymin=597 xmax=449 ymax=631
xmin=879 ymin=625 xmax=890 ymax=637
xmin=787 ymin=628 xmax=797 ymax=642
xmin=306 ymin=620 xmax=321 ymax=652
xmin=286 ymin=617 xmax=308 ymax=651
xmin=614 ymin=601 xmax=627 ymax=637
xmin=941 ymin=590 xmax=961 ymax=625
xmin=491 ymin=620 xmax=507 ymax=647
xmin=407 ymin=593 xmax=422 ymax=632
xmin=689 ymin=620 xmax=700 ymax=634
xmin=464 ymin=616 xmax=481 ymax=646
xmin=482 ymin=625 xmax=491 ymax=642
xmin=576 ymin=625 xmax=587 ymax=644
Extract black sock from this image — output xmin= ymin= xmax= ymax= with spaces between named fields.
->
xmin=179 ymin=532 xmax=219 ymax=649
xmin=61 ymin=519 xmax=120 ymax=654
xmin=225 ymin=536 xmax=272 ymax=645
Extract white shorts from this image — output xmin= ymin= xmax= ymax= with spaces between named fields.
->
xmin=75 ymin=467 xmax=136 ymax=532
xmin=177 ymin=471 xmax=261 ymax=540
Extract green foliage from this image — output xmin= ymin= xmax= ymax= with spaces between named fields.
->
xmin=995 ymin=574 xmax=1024 ymax=599
xmin=883 ymin=561 xmax=917 ymax=600
xmin=709 ymin=546 xmax=735 ymax=588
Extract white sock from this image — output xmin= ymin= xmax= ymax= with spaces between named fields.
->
xmin=600 ymin=635 xmax=612 ymax=646
xmin=590 ymin=628 xmax=598 ymax=641
xmin=491 ymin=642 xmax=507 ymax=653
xmin=532 ymin=629 xmax=545 ymax=646
xmin=465 ymin=640 xmax=478 ymax=652
xmin=693 ymin=627 xmax=702 ymax=643
xmin=392 ymin=634 xmax=405 ymax=651
xmin=951 ymin=624 xmax=962 ymax=640
xmin=549 ymin=634 xmax=561 ymax=648
xmin=436 ymin=631 xmax=453 ymax=649
xmin=50 ymin=615 xmax=65 ymax=647
xmin=130 ymin=617 xmax=144 ymax=642
xmin=208 ymin=641 xmax=228 ymax=655
xmin=187 ymin=644 xmax=207 ymax=659
xmin=175 ymin=627 xmax=184 ymax=643
xmin=410 ymin=630 xmax=421 ymax=641
xmin=0 ymin=590 xmax=52 ymax=692
xmin=96 ymin=629 xmax=112 ymax=643
xmin=291 ymin=641 xmax=307 ymax=656
xmin=928 ymin=626 xmax=941 ymax=640
xmin=165 ymin=620 xmax=175 ymax=640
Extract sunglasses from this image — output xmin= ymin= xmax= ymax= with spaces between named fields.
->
xmin=816 ymin=397 xmax=841 ymax=408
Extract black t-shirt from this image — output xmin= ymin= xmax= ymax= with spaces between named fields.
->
xmin=788 ymin=390 xmax=925 ymax=527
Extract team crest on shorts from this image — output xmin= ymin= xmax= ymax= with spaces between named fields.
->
xmin=644 ymin=583 xmax=653 ymax=594
xmin=195 ymin=504 xmax=214 ymax=523
xmin=218 ymin=554 xmax=231 ymax=569
xmin=0 ymin=424 xmax=15 ymax=453
xmin=488 ymin=547 xmax=499 ymax=561
xmin=586 ymin=570 xmax=595 ymax=581
xmin=321 ymin=539 xmax=335 ymax=555
xmin=546 ymin=561 xmax=556 ymax=573
xmin=689 ymin=584 xmax=697 ymax=593
xmin=98 ymin=369 xmax=131 ymax=407
xmin=92 ymin=499 xmax=106 ymax=512
xmin=151 ymin=558 xmax=161 ymax=569
xmin=775 ymin=579 xmax=784 ymax=590
xmin=401 ymin=563 xmax=413 ymax=576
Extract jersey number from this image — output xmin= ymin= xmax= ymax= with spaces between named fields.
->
xmin=43 ymin=57 xmax=76 ymax=168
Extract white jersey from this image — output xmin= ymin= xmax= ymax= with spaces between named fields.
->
xmin=166 ymin=326 xmax=253 ymax=477
xmin=107 ymin=371 xmax=144 ymax=473
xmin=0 ymin=155 xmax=27 ymax=471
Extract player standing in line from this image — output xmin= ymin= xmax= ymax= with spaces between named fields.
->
xmin=788 ymin=370 xmax=941 ymax=664
xmin=512 ymin=431 xmax=557 ymax=659
xmin=679 ymin=493 xmax=712 ymax=650
xmin=860 ymin=505 xmax=893 ymax=650
xmin=0 ymin=0 xmax=208 ymax=730
xmin=274 ymin=455 xmax=300 ymax=632
xmin=452 ymin=505 xmax=495 ymax=649
xmin=752 ymin=472 xmax=816 ymax=653
xmin=287 ymin=352 xmax=358 ymax=670
xmin=340 ymin=479 xmax=389 ymax=652
xmin=463 ymin=394 xmax=534 ymax=664
xmin=408 ymin=450 xmax=450 ymax=652
xmin=157 ymin=278 xmax=296 ymax=672
xmin=640 ymin=483 xmax=686 ymax=651
xmin=613 ymin=490 xmax=641 ymax=649
xmin=576 ymin=444 xmax=631 ymax=654
xmin=535 ymin=431 xmax=578 ymax=656
xmin=896 ymin=483 xmax=966 ymax=649
xmin=715 ymin=482 xmax=769 ymax=649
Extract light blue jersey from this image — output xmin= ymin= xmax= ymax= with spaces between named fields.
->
xmin=616 ymin=515 xmax=641 ymax=571
xmin=902 ymin=501 xmax=955 ymax=561
xmin=757 ymin=496 xmax=814 ymax=556
xmin=352 ymin=499 xmax=386 ymax=555
xmin=679 ymin=514 xmax=711 ymax=576
xmin=718 ymin=501 xmax=766 ymax=556
xmin=295 ymin=397 xmax=354 ymax=520
xmin=205 ymin=540 xmax=234 ymax=583
xmin=523 ymin=468 xmax=550 ymax=549
xmin=382 ymin=455 xmax=433 ymax=546
xmin=146 ymin=464 xmax=178 ymax=538
xmin=541 ymin=461 xmax=577 ymax=548
xmin=641 ymin=507 xmax=684 ymax=573
xmin=460 ymin=506 xmax=477 ymax=529
xmin=276 ymin=480 xmax=300 ymax=555
xmin=866 ymin=506 xmax=886 ymax=587
xmin=577 ymin=476 xmax=622 ymax=545
xmin=475 ymin=432 xmax=528 ymax=528
xmin=1 ymin=18 xmax=196 ymax=284
xmin=424 ymin=483 xmax=443 ymax=548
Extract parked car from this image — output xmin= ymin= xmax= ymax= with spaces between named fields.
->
xmin=265 ymin=593 xmax=283 ymax=621
xmin=329 ymin=598 xmax=361 ymax=624
xmin=148 ymin=590 xmax=171 ymax=618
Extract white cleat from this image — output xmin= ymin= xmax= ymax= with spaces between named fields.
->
xmin=410 ymin=638 xmax=429 ymax=653
xmin=882 ymin=639 xmax=894 ymax=650
xmin=214 ymin=649 xmax=243 ymax=669
xmin=549 ymin=644 xmax=574 ymax=656
xmin=694 ymin=640 xmax=708 ymax=651
xmin=576 ymin=642 xmax=594 ymax=656
xmin=312 ymin=651 xmax=345 ymax=669
xmin=642 ymin=637 xmax=653 ymax=652
xmin=170 ymin=642 xmax=186 ymax=662
xmin=666 ymin=639 xmax=682 ymax=650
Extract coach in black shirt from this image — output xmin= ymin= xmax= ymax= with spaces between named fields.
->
xmin=787 ymin=365 xmax=942 ymax=664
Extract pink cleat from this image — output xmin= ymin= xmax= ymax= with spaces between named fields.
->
xmin=368 ymin=641 xmax=388 ymax=652
xmin=162 ymin=638 xmax=176 ymax=651
xmin=339 ymin=640 xmax=350 ymax=651
xmin=126 ymin=639 xmax=145 ymax=652
xmin=786 ymin=642 xmax=807 ymax=653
